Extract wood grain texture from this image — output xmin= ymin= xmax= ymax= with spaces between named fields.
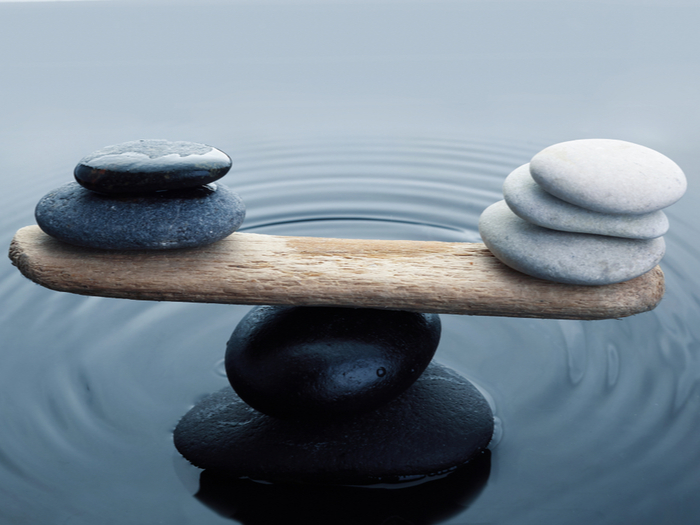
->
xmin=9 ymin=225 xmax=665 ymax=320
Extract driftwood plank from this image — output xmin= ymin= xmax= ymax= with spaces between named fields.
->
xmin=9 ymin=225 xmax=664 ymax=320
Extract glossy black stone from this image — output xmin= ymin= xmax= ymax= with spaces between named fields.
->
xmin=174 ymin=362 xmax=494 ymax=485
xmin=225 ymin=306 xmax=441 ymax=419
xmin=35 ymin=182 xmax=245 ymax=250
xmin=74 ymin=139 xmax=232 ymax=194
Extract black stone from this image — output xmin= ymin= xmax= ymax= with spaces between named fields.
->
xmin=174 ymin=362 xmax=494 ymax=485
xmin=35 ymin=182 xmax=245 ymax=250
xmin=74 ymin=139 xmax=232 ymax=194
xmin=225 ymin=306 xmax=441 ymax=419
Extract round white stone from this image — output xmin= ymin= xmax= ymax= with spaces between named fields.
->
xmin=503 ymin=163 xmax=669 ymax=239
xmin=478 ymin=200 xmax=665 ymax=285
xmin=529 ymin=139 xmax=686 ymax=214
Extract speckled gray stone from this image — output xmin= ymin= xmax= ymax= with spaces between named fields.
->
xmin=74 ymin=139 xmax=232 ymax=194
xmin=503 ymin=163 xmax=669 ymax=239
xmin=35 ymin=182 xmax=245 ymax=250
xmin=478 ymin=200 xmax=665 ymax=285
xmin=174 ymin=362 xmax=494 ymax=485
xmin=529 ymin=139 xmax=687 ymax=214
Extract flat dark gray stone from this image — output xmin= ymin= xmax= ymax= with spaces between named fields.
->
xmin=35 ymin=182 xmax=245 ymax=250
xmin=174 ymin=362 xmax=494 ymax=485
xmin=74 ymin=139 xmax=232 ymax=194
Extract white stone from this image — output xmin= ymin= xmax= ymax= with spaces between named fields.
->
xmin=503 ymin=163 xmax=669 ymax=239
xmin=478 ymin=200 xmax=665 ymax=285
xmin=529 ymin=139 xmax=686 ymax=214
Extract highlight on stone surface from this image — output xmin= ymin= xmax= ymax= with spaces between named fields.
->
xmin=74 ymin=139 xmax=232 ymax=194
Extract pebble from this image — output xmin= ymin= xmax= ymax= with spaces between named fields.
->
xmin=74 ymin=139 xmax=232 ymax=194
xmin=174 ymin=362 xmax=494 ymax=485
xmin=529 ymin=139 xmax=686 ymax=214
xmin=35 ymin=181 xmax=245 ymax=250
xmin=478 ymin=200 xmax=665 ymax=285
xmin=503 ymin=163 xmax=669 ymax=239
xmin=225 ymin=306 xmax=441 ymax=420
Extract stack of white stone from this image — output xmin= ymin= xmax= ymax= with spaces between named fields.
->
xmin=479 ymin=139 xmax=687 ymax=285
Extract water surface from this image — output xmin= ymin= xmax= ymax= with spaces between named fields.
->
xmin=1 ymin=1 xmax=699 ymax=524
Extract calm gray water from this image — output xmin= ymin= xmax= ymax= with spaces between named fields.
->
xmin=1 ymin=1 xmax=699 ymax=524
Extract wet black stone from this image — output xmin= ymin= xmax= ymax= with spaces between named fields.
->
xmin=225 ymin=306 xmax=441 ymax=420
xmin=174 ymin=362 xmax=494 ymax=485
xmin=74 ymin=139 xmax=232 ymax=194
xmin=35 ymin=182 xmax=245 ymax=250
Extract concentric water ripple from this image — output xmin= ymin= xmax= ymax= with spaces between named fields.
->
xmin=2 ymin=135 xmax=699 ymax=524
xmin=229 ymin=135 xmax=533 ymax=240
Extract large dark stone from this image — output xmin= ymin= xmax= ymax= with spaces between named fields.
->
xmin=174 ymin=362 xmax=494 ymax=485
xmin=74 ymin=139 xmax=232 ymax=194
xmin=225 ymin=306 xmax=441 ymax=419
xmin=35 ymin=181 xmax=245 ymax=250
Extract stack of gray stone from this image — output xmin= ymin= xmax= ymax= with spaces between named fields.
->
xmin=479 ymin=139 xmax=687 ymax=285
xmin=35 ymin=139 xmax=246 ymax=250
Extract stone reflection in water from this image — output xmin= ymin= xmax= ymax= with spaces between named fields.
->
xmin=195 ymin=450 xmax=491 ymax=525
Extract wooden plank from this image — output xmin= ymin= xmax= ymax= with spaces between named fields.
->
xmin=8 ymin=225 xmax=664 ymax=320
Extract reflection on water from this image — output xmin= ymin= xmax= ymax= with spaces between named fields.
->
xmin=196 ymin=451 xmax=491 ymax=525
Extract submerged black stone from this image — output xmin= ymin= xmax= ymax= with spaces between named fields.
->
xmin=35 ymin=182 xmax=245 ymax=250
xmin=174 ymin=362 xmax=494 ymax=485
xmin=74 ymin=139 xmax=232 ymax=194
xmin=225 ymin=306 xmax=441 ymax=420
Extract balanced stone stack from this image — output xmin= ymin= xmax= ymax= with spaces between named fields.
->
xmin=479 ymin=139 xmax=687 ymax=285
xmin=174 ymin=306 xmax=495 ymax=485
xmin=35 ymin=139 xmax=245 ymax=250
